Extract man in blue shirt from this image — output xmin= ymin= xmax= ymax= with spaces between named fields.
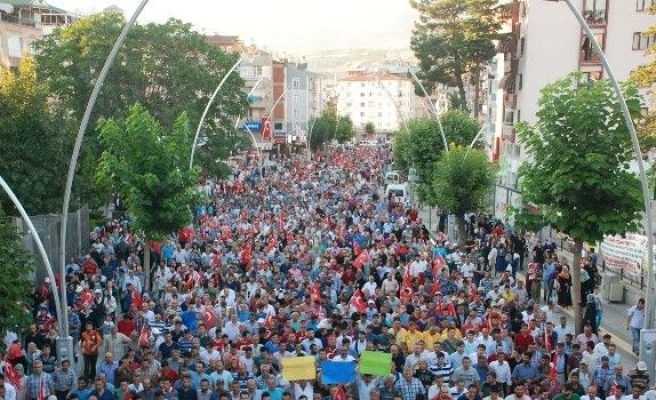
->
xmin=511 ymin=352 xmax=540 ymax=387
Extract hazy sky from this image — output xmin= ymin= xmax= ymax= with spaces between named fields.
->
xmin=48 ymin=0 xmax=418 ymax=52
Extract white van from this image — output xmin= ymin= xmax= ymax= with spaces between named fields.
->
xmin=384 ymin=171 xmax=402 ymax=185
xmin=385 ymin=183 xmax=408 ymax=204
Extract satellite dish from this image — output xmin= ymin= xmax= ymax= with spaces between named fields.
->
xmin=0 ymin=4 xmax=15 ymax=14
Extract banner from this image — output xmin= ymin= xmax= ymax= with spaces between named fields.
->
xmin=320 ymin=361 xmax=356 ymax=384
xmin=600 ymin=233 xmax=646 ymax=278
xmin=359 ymin=351 xmax=392 ymax=376
xmin=282 ymin=356 xmax=316 ymax=381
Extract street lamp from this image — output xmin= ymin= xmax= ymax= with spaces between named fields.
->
xmin=190 ymin=56 xmax=244 ymax=169
xmin=234 ymin=76 xmax=266 ymax=160
xmin=400 ymin=59 xmax=449 ymax=154
xmin=58 ymin=0 xmax=150 ymax=365
xmin=0 ymin=176 xmax=63 ymax=339
xmin=544 ymin=0 xmax=654 ymax=373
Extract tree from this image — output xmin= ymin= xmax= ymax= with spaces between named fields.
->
xmin=406 ymin=110 xmax=481 ymax=202
xmin=364 ymin=121 xmax=376 ymax=137
xmin=392 ymin=129 xmax=413 ymax=172
xmin=516 ymin=73 xmax=643 ymax=332
xmin=335 ymin=116 xmax=355 ymax=144
xmin=410 ymin=0 xmax=503 ymax=114
xmin=431 ymin=145 xmax=497 ymax=244
xmin=630 ymin=21 xmax=656 ymax=153
xmin=0 ymin=57 xmax=72 ymax=216
xmin=35 ymin=14 xmax=247 ymax=208
xmin=0 ymin=212 xmax=37 ymax=335
xmin=95 ymin=104 xmax=201 ymax=290
xmin=309 ymin=109 xmax=338 ymax=150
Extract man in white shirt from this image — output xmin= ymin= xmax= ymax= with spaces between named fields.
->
xmin=361 ymin=276 xmax=377 ymax=297
xmin=409 ymin=255 xmax=427 ymax=277
xmin=460 ymin=256 xmax=476 ymax=279
xmin=593 ymin=334 xmax=612 ymax=357
xmin=0 ymin=374 xmax=16 ymax=400
xmin=580 ymin=384 xmax=602 ymax=400
xmin=489 ymin=350 xmax=512 ymax=388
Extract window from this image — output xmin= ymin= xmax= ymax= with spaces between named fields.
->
xmin=518 ymin=74 xmax=523 ymax=90
xmin=517 ymin=109 xmax=521 ymax=123
xmin=293 ymin=109 xmax=299 ymax=119
xmin=580 ymin=33 xmax=605 ymax=63
xmin=360 ymin=92 xmax=365 ymax=97
xmin=637 ymin=0 xmax=655 ymax=11
xmin=633 ymin=32 xmax=656 ymax=50
xmin=519 ymin=37 xmax=525 ymax=56
xmin=584 ymin=0 xmax=606 ymax=25
xmin=378 ymin=112 xmax=383 ymax=117
xmin=293 ymin=95 xmax=300 ymax=104
xmin=581 ymin=71 xmax=603 ymax=82
xmin=368 ymin=101 xmax=375 ymax=108
xmin=360 ymin=112 xmax=365 ymax=117
xmin=292 ymin=78 xmax=300 ymax=89
xmin=8 ymin=36 xmax=23 ymax=58
xmin=29 ymin=39 xmax=37 ymax=56
xmin=360 ymin=102 xmax=365 ymax=108
xmin=346 ymin=102 xmax=352 ymax=107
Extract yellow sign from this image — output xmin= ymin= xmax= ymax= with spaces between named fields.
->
xmin=282 ymin=356 xmax=316 ymax=381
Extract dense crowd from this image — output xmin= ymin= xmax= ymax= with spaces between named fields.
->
xmin=1 ymin=147 xmax=652 ymax=400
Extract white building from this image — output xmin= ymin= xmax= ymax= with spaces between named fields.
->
xmin=335 ymin=71 xmax=422 ymax=134
xmin=496 ymin=0 xmax=656 ymax=192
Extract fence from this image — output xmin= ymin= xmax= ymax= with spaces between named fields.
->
xmin=11 ymin=206 xmax=90 ymax=282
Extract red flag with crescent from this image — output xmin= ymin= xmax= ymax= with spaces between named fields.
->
xmin=353 ymin=240 xmax=362 ymax=257
xmin=350 ymin=289 xmax=367 ymax=313
xmin=204 ymin=308 xmax=218 ymax=328
xmin=447 ymin=303 xmax=457 ymax=318
xmin=352 ymin=250 xmax=370 ymax=270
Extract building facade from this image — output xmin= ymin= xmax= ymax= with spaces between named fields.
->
xmin=335 ymin=71 xmax=422 ymax=134
xmin=495 ymin=0 xmax=656 ymax=194
xmin=0 ymin=0 xmax=77 ymax=68
xmin=285 ymin=62 xmax=311 ymax=143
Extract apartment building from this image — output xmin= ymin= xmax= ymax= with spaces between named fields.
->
xmin=335 ymin=70 xmax=421 ymax=134
xmin=0 ymin=0 xmax=77 ymax=68
xmin=493 ymin=0 xmax=655 ymax=214
xmin=286 ymin=62 xmax=311 ymax=144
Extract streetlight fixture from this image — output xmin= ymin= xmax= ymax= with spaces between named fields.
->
xmin=544 ymin=0 xmax=654 ymax=374
xmin=400 ymin=59 xmax=449 ymax=154
xmin=190 ymin=56 xmax=244 ymax=169
xmin=59 ymin=0 xmax=150 ymax=365
xmin=0 ymin=176 xmax=63 ymax=339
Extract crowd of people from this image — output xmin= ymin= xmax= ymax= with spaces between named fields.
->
xmin=1 ymin=146 xmax=653 ymax=400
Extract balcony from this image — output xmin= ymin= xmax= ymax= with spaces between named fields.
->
xmin=584 ymin=9 xmax=606 ymax=26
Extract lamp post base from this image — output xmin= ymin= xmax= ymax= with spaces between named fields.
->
xmin=56 ymin=336 xmax=75 ymax=367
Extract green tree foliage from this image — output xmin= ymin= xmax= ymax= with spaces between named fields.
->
xmin=406 ymin=110 xmax=481 ymax=202
xmin=392 ymin=129 xmax=413 ymax=172
xmin=309 ymin=109 xmax=338 ymax=150
xmin=0 ymin=57 xmax=71 ymax=216
xmin=0 ymin=212 xmax=37 ymax=334
xmin=335 ymin=116 xmax=355 ymax=144
xmin=431 ymin=145 xmax=497 ymax=244
xmin=410 ymin=0 xmax=502 ymax=112
xmin=517 ymin=73 xmax=643 ymax=331
xmin=365 ymin=121 xmax=376 ymax=137
xmin=34 ymin=14 xmax=247 ymax=208
xmin=630 ymin=18 xmax=656 ymax=152
xmin=96 ymin=104 xmax=201 ymax=289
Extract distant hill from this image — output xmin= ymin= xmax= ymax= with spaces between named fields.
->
xmin=284 ymin=47 xmax=417 ymax=75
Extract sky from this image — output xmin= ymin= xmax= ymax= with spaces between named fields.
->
xmin=48 ymin=0 xmax=419 ymax=53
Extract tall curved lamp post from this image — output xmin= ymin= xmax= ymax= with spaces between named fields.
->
xmin=0 ymin=176 xmax=63 ymax=337
xmin=376 ymin=77 xmax=409 ymax=134
xmin=545 ymin=0 xmax=654 ymax=370
xmin=400 ymin=59 xmax=449 ymax=154
xmin=58 ymin=0 xmax=150 ymax=363
xmin=190 ymin=56 xmax=244 ymax=169
xmin=234 ymin=76 xmax=266 ymax=159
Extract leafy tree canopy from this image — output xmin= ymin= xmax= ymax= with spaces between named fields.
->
xmin=630 ymin=14 xmax=656 ymax=152
xmin=0 ymin=57 xmax=72 ymax=216
xmin=410 ymin=0 xmax=503 ymax=111
xmin=406 ymin=110 xmax=481 ymax=203
xmin=431 ymin=144 xmax=497 ymax=243
xmin=517 ymin=73 xmax=643 ymax=329
xmin=34 ymin=13 xmax=247 ymax=207
xmin=0 ymin=212 xmax=37 ymax=335
xmin=336 ymin=116 xmax=355 ymax=144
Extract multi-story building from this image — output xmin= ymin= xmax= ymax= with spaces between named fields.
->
xmin=0 ymin=0 xmax=78 ymax=68
xmin=286 ymin=62 xmax=311 ymax=144
xmin=335 ymin=70 xmax=422 ymax=134
xmin=493 ymin=0 xmax=656 ymax=215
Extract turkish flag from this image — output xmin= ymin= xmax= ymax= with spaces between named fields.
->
xmin=334 ymin=385 xmax=346 ymax=400
xmin=430 ymin=279 xmax=441 ymax=296
xmin=204 ymin=308 xmax=218 ymax=328
xmin=353 ymin=240 xmax=362 ymax=257
xmin=5 ymin=360 xmax=20 ymax=389
xmin=138 ymin=325 xmax=150 ymax=348
xmin=80 ymin=289 xmax=94 ymax=308
xmin=403 ymin=265 xmax=413 ymax=288
xmin=265 ymin=312 xmax=274 ymax=328
xmin=400 ymin=287 xmax=414 ymax=305
xmin=549 ymin=354 xmax=558 ymax=380
xmin=350 ymin=290 xmax=367 ymax=313
xmin=131 ymin=290 xmax=143 ymax=308
xmin=178 ymin=227 xmax=194 ymax=244
xmin=311 ymin=284 xmax=322 ymax=303
xmin=432 ymin=255 xmax=445 ymax=277
xmin=436 ymin=301 xmax=443 ymax=314
xmin=352 ymin=251 xmax=370 ymax=269
xmin=447 ymin=303 xmax=457 ymax=318
xmin=262 ymin=118 xmax=272 ymax=139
